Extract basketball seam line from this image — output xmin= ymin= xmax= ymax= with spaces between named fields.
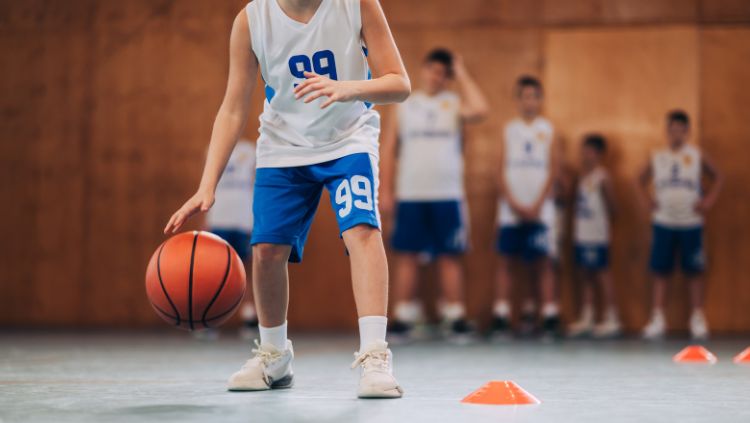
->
xmin=201 ymin=245 xmax=233 ymax=328
xmin=157 ymin=243 xmax=181 ymax=326
xmin=188 ymin=233 xmax=199 ymax=331
xmin=152 ymin=297 xmax=242 ymax=323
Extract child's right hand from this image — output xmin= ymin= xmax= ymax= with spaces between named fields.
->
xmin=164 ymin=190 xmax=215 ymax=234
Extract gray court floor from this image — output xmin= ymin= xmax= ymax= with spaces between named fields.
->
xmin=1 ymin=331 xmax=749 ymax=423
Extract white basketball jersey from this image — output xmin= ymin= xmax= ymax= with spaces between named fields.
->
xmin=652 ymin=144 xmax=702 ymax=227
xmin=497 ymin=117 xmax=555 ymax=226
xmin=574 ymin=167 xmax=610 ymax=244
xmin=396 ymin=90 xmax=464 ymax=200
xmin=246 ymin=0 xmax=380 ymax=168
xmin=206 ymin=140 xmax=256 ymax=231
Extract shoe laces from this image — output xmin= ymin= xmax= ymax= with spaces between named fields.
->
xmin=243 ymin=340 xmax=282 ymax=368
xmin=351 ymin=349 xmax=389 ymax=372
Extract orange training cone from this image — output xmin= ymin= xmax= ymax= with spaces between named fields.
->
xmin=733 ymin=347 xmax=750 ymax=364
xmin=673 ymin=345 xmax=718 ymax=364
xmin=461 ymin=381 xmax=540 ymax=405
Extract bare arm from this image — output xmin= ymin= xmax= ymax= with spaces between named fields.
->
xmin=637 ymin=160 xmax=655 ymax=213
xmin=601 ymin=172 xmax=617 ymax=219
xmin=294 ymin=0 xmax=410 ymax=108
xmin=453 ymin=55 xmax=489 ymax=124
xmin=526 ymin=135 xmax=560 ymax=218
xmin=379 ymin=105 xmax=399 ymax=215
xmin=696 ymin=153 xmax=723 ymax=214
xmin=165 ymin=11 xmax=258 ymax=234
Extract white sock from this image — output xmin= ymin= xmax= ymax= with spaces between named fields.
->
xmin=579 ymin=304 xmax=594 ymax=323
xmin=541 ymin=302 xmax=559 ymax=318
xmin=394 ymin=301 xmax=423 ymax=323
xmin=651 ymin=308 xmax=665 ymax=320
xmin=359 ymin=315 xmax=387 ymax=352
xmin=259 ymin=321 xmax=287 ymax=350
xmin=241 ymin=304 xmax=257 ymax=321
xmin=493 ymin=300 xmax=511 ymax=318
xmin=439 ymin=302 xmax=466 ymax=321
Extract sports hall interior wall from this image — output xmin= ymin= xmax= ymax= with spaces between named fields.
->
xmin=1 ymin=0 xmax=749 ymax=332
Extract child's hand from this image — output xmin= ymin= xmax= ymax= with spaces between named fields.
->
xmin=379 ymin=189 xmax=395 ymax=218
xmin=294 ymin=72 xmax=359 ymax=109
xmin=164 ymin=190 xmax=215 ymax=234
xmin=694 ymin=198 xmax=714 ymax=215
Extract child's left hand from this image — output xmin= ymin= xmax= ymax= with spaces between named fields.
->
xmin=294 ymin=72 xmax=359 ymax=109
xmin=694 ymin=198 xmax=714 ymax=215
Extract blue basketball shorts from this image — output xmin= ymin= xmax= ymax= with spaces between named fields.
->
xmin=649 ymin=224 xmax=705 ymax=275
xmin=574 ymin=243 xmax=609 ymax=271
xmin=210 ymin=228 xmax=252 ymax=261
xmin=391 ymin=200 xmax=468 ymax=256
xmin=496 ymin=222 xmax=550 ymax=261
xmin=250 ymin=153 xmax=380 ymax=263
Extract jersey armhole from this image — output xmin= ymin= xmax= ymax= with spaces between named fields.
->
xmin=245 ymin=3 xmax=262 ymax=68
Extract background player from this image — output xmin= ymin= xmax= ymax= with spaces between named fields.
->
xmin=567 ymin=134 xmax=621 ymax=338
xmin=380 ymin=48 xmax=488 ymax=343
xmin=205 ymin=139 xmax=258 ymax=340
xmin=639 ymin=110 xmax=722 ymax=340
xmin=491 ymin=76 xmax=561 ymax=340
xmin=164 ymin=0 xmax=411 ymax=398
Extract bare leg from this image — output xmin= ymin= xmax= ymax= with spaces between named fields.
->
xmin=494 ymin=255 xmax=513 ymax=306
xmin=688 ymin=274 xmax=704 ymax=310
xmin=252 ymin=243 xmax=292 ymax=328
xmin=538 ymin=258 xmax=557 ymax=308
xmin=343 ymin=225 xmax=388 ymax=317
xmin=597 ymin=269 xmax=617 ymax=312
xmin=652 ymin=275 xmax=668 ymax=311
xmin=437 ymin=256 xmax=464 ymax=304
xmin=392 ymin=254 xmax=420 ymax=308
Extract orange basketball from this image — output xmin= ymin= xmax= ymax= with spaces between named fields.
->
xmin=145 ymin=231 xmax=246 ymax=330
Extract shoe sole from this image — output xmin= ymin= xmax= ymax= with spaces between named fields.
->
xmin=227 ymin=373 xmax=294 ymax=391
xmin=358 ymin=386 xmax=403 ymax=399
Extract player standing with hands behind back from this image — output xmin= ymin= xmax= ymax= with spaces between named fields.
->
xmin=164 ymin=0 xmax=410 ymax=398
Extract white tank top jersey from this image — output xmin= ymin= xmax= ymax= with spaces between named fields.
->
xmin=206 ymin=140 xmax=256 ymax=232
xmin=575 ymin=167 xmax=610 ymax=244
xmin=652 ymin=144 xmax=703 ymax=227
xmin=396 ymin=90 xmax=464 ymax=201
xmin=497 ymin=117 xmax=555 ymax=226
xmin=246 ymin=0 xmax=380 ymax=168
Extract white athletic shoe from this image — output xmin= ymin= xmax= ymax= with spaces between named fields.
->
xmin=351 ymin=341 xmax=403 ymax=399
xmin=592 ymin=317 xmax=622 ymax=339
xmin=690 ymin=310 xmax=710 ymax=340
xmin=227 ymin=340 xmax=294 ymax=391
xmin=567 ymin=318 xmax=593 ymax=338
xmin=642 ymin=312 xmax=666 ymax=341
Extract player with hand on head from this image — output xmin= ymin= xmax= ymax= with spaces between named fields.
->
xmin=639 ymin=110 xmax=722 ymax=341
xmin=164 ymin=0 xmax=410 ymax=398
xmin=380 ymin=48 xmax=488 ymax=344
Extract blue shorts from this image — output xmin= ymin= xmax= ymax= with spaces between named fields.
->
xmin=649 ymin=224 xmax=705 ymax=275
xmin=251 ymin=153 xmax=380 ymax=263
xmin=391 ymin=200 xmax=468 ymax=256
xmin=575 ymin=243 xmax=609 ymax=271
xmin=210 ymin=228 xmax=252 ymax=261
xmin=496 ymin=223 xmax=550 ymax=261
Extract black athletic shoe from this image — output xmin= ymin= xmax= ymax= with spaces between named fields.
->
xmin=518 ymin=312 xmax=538 ymax=338
xmin=446 ymin=319 xmax=477 ymax=345
xmin=541 ymin=315 xmax=562 ymax=341
xmin=387 ymin=320 xmax=414 ymax=344
xmin=489 ymin=316 xmax=512 ymax=342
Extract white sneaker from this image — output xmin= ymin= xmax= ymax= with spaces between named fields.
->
xmin=642 ymin=312 xmax=666 ymax=340
xmin=351 ymin=341 xmax=403 ymax=399
xmin=227 ymin=340 xmax=294 ymax=391
xmin=567 ymin=318 xmax=593 ymax=338
xmin=592 ymin=317 xmax=622 ymax=339
xmin=690 ymin=310 xmax=709 ymax=340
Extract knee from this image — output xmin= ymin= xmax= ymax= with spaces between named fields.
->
xmin=252 ymin=244 xmax=290 ymax=266
xmin=343 ymin=224 xmax=380 ymax=246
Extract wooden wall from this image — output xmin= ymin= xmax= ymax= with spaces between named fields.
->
xmin=1 ymin=0 xmax=749 ymax=332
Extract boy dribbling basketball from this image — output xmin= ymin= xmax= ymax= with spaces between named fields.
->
xmin=164 ymin=0 xmax=410 ymax=398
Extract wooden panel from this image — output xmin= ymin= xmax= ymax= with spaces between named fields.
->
xmin=699 ymin=28 xmax=750 ymax=331
xmin=700 ymin=0 xmax=750 ymax=23
xmin=544 ymin=27 xmax=700 ymax=331
xmin=542 ymin=0 xmax=699 ymax=25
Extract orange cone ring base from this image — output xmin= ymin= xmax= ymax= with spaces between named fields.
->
xmin=734 ymin=347 xmax=750 ymax=364
xmin=673 ymin=345 xmax=718 ymax=364
xmin=461 ymin=381 xmax=541 ymax=405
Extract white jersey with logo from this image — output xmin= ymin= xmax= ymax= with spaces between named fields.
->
xmin=396 ymin=90 xmax=463 ymax=201
xmin=246 ymin=0 xmax=379 ymax=168
xmin=575 ymin=167 xmax=610 ymax=244
xmin=497 ymin=117 xmax=555 ymax=226
xmin=652 ymin=144 xmax=702 ymax=227
xmin=206 ymin=140 xmax=256 ymax=232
